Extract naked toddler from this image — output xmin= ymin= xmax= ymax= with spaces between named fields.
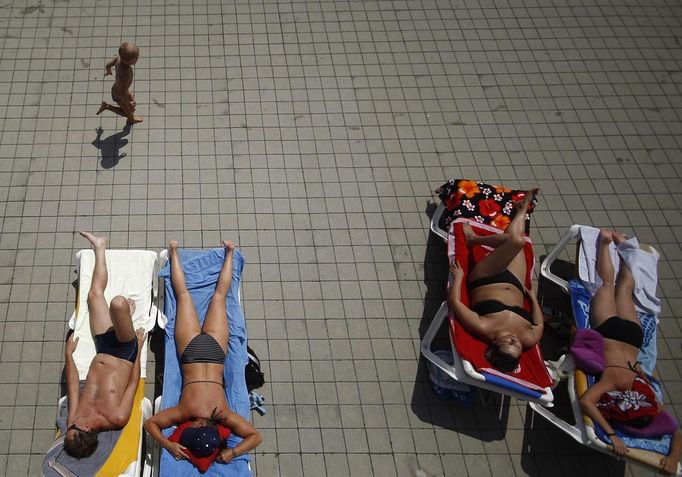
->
xmin=96 ymin=42 xmax=143 ymax=124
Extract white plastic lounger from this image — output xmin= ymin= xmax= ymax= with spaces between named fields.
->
xmin=529 ymin=225 xmax=680 ymax=475
xmin=43 ymin=249 xmax=158 ymax=477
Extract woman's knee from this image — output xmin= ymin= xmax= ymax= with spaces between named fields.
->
xmin=506 ymin=233 xmax=526 ymax=249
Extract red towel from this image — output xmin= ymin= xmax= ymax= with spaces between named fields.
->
xmin=448 ymin=219 xmax=553 ymax=390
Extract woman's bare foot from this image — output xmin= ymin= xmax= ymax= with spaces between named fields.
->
xmin=222 ymin=240 xmax=236 ymax=252
xmin=462 ymin=222 xmax=477 ymax=247
xmin=168 ymin=240 xmax=179 ymax=253
xmin=599 ymin=229 xmax=614 ymax=244
xmin=127 ymin=298 xmax=136 ymax=316
xmin=515 ymin=188 xmax=539 ymax=210
xmin=96 ymin=101 xmax=108 ymax=115
xmin=126 ymin=116 xmax=143 ymax=125
xmin=80 ymin=231 xmax=108 ymax=249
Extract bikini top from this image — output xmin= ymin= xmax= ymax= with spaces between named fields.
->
xmin=471 ymin=300 xmax=535 ymax=326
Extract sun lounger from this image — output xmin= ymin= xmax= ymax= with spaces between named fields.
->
xmin=421 ymin=219 xmax=554 ymax=406
xmin=43 ymin=249 xmax=158 ymax=477
xmin=152 ymin=248 xmax=252 ymax=477
xmin=529 ymin=225 xmax=680 ymax=475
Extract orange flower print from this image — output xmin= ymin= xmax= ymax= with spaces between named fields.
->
xmin=495 ymin=185 xmax=512 ymax=194
xmin=491 ymin=214 xmax=511 ymax=230
xmin=458 ymin=180 xmax=480 ymax=198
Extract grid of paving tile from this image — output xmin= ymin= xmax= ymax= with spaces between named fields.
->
xmin=0 ymin=0 xmax=681 ymax=475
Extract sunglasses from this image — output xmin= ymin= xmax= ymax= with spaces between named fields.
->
xmin=67 ymin=424 xmax=93 ymax=435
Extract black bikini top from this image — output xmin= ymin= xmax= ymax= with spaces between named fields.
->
xmin=471 ymin=300 xmax=535 ymax=326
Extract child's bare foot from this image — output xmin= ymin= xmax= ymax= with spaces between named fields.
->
xmin=222 ymin=240 xmax=236 ymax=252
xmin=96 ymin=101 xmax=108 ymax=115
xmin=462 ymin=222 xmax=476 ymax=247
xmin=613 ymin=232 xmax=629 ymax=245
xmin=127 ymin=298 xmax=136 ymax=316
xmin=168 ymin=240 xmax=179 ymax=253
xmin=126 ymin=116 xmax=143 ymax=125
xmin=599 ymin=229 xmax=614 ymax=244
xmin=515 ymin=188 xmax=539 ymax=210
xmin=80 ymin=231 xmax=108 ymax=249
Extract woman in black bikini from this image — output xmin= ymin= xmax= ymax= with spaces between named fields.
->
xmin=145 ymin=240 xmax=261 ymax=466
xmin=579 ymin=230 xmax=682 ymax=474
xmin=448 ymin=189 xmax=543 ymax=372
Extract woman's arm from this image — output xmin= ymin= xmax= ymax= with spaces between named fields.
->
xmin=661 ymin=430 xmax=682 ymax=475
xmin=216 ymin=412 xmax=262 ymax=464
xmin=579 ymin=379 xmax=628 ymax=456
xmin=144 ymin=407 xmax=190 ymax=460
xmin=525 ymin=286 xmax=544 ymax=339
xmin=447 ymin=263 xmax=487 ymax=335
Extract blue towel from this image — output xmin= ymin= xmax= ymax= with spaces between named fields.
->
xmin=158 ymin=248 xmax=251 ymax=477
xmin=569 ymin=280 xmax=671 ymax=455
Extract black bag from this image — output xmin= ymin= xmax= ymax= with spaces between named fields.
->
xmin=245 ymin=346 xmax=265 ymax=392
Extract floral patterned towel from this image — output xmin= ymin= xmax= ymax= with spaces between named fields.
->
xmin=434 ymin=179 xmax=538 ymax=234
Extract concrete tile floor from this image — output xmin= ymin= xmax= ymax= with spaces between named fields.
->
xmin=0 ymin=0 xmax=681 ymax=475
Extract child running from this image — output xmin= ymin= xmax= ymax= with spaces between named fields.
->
xmin=96 ymin=42 xmax=143 ymax=125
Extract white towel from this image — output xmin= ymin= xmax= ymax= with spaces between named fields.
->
xmin=68 ymin=250 xmax=158 ymax=380
xmin=578 ymin=226 xmax=661 ymax=315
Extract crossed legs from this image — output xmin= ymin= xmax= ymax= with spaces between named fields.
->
xmin=169 ymin=240 xmax=235 ymax=355
xmin=590 ymin=230 xmax=638 ymax=328
xmin=465 ymin=189 xmax=538 ymax=285
xmin=80 ymin=232 xmax=136 ymax=342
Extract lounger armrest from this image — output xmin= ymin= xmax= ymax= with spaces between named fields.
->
xmin=430 ymin=201 xmax=448 ymax=242
xmin=540 ymin=224 xmax=581 ymax=294
xmin=420 ymin=302 xmax=462 ymax=382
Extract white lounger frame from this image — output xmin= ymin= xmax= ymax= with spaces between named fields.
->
xmin=430 ymin=201 xmax=448 ymax=242
xmin=528 ymin=224 xmax=680 ymax=475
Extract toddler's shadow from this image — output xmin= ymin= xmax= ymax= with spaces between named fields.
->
xmin=92 ymin=126 xmax=130 ymax=169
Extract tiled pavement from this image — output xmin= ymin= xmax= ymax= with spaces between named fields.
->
xmin=1 ymin=0 xmax=681 ymax=475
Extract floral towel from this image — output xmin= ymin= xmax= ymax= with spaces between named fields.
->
xmin=435 ymin=179 xmax=538 ymax=234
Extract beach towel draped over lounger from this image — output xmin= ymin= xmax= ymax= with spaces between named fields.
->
xmin=43 ymin=249 xmax=158 ymax=477
xmin=157 ymin=248 xmax=252 ymax=477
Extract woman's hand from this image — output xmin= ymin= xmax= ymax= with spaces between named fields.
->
xmin=449 ymin=262 xmax=464 ymax=283
xmin=216 ymin=448 xmax=237 ymax=464
xmin=165 ymin=442 xmax=190 ymax=460
xmin=65 ymin=335 xmax=79 ymax=357
xmin=660 ymin=456 xmax=678 ymax=475
xmin=610 ymin=435 xmax=628 ymax=456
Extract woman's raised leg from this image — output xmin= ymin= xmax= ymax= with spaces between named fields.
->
xmin=467 ymin=189 xmax=537 ymax=282
xmin=168 ymin=241 xmax=201 ymax=354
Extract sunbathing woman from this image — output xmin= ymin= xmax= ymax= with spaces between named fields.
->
xmin=145 ymin=241 xmax=261 ymax=468
xmin=579 ymin=230 xmax=682 ymax=474
xmin=448 ymin=189 xmax=543 ymax=373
